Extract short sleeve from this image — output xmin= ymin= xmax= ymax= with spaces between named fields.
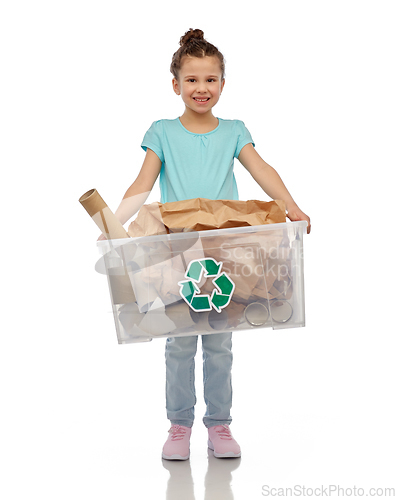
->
xmin=234 ymin=120 xmax=255 ymax=158
xmin=141 ymin=121 xmax=164 ymax=163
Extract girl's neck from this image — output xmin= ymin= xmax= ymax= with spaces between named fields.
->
xmin=179 ymin=109 xmax=219 ymax=134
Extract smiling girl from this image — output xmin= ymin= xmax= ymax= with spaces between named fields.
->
xmin=111 ymin=29 xmax=310 ymax=461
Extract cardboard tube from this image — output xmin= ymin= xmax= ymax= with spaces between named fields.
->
xmin=79 ymin=188 xmax=129 ymax=240
xmin=108 ymin=273 xmax=136 ymax=304
xmin=128 ymin=268 xmax=159 ymax=312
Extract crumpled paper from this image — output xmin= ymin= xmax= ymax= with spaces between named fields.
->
xmin=127 ymin=198 xmax=286 ymax=237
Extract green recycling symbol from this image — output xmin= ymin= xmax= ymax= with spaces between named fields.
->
xmin=178 ymin=258 xmax=235 ymax=313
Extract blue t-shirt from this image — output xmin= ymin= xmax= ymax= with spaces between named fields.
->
xmin=141 ymin=118 xmax=255 ymax=203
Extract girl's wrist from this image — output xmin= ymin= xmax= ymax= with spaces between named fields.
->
xmin=284 ymin=199 xmax=298 ymax=213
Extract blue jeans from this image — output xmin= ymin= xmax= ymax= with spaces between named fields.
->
xmin=165 ymin=332 xmax=233 ymax=428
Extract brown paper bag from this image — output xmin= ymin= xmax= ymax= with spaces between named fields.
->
xmin=128 ymin=198 xmax=286 ymax=237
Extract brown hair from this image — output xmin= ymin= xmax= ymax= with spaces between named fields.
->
xmin=170 ymin=29 xmax=225 ymax=81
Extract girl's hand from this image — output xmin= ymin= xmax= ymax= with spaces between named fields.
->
xmin=286 ymin=205 xmax=311 ymax=234
xmin=97 ymin=234 xmax=106 ymax=241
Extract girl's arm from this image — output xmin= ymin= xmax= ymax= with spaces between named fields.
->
xmin=98 ymin=149 xmax=162 ymax=240
xmin=238 ymin=143 xmax=311 ymax=233
xmin=113 ymin=148 xmax=162 ymax=225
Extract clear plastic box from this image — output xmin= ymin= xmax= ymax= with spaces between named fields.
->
xmin=96 ymin=221 xmax=307 ymax=344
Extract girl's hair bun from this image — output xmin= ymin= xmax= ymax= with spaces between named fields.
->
xmin=180 ymin=28 xmax=205 ymax=46
xmin=171 ymin=28 xmax=225 ymax=80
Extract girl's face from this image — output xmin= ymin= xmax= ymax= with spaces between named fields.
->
xmin=172 ymin=56 xmax=225 ymax=116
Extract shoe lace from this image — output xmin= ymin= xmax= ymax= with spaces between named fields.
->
xmin=215 ymin=424 xmax=233 ymax=440
xmin=168 ymin=425 xmax=187 ymax=441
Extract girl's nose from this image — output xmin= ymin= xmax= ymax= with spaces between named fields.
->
xmin=197 ymin=82 xmax=207 ymax=92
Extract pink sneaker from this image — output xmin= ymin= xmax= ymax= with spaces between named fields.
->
xmin=208 ymin=425 xmax=241 ymax=458
xmin=162 ymin=425 xmax=192 ymax=460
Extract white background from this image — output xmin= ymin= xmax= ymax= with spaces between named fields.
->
xmin=1 ymin=1 xmax=395 ymax=498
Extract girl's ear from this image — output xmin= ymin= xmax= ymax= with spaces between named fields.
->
xmin=221 ymin=79 xmax=225 ymax=93
xmin=172 ymin=78 xmax=180 ymax=95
